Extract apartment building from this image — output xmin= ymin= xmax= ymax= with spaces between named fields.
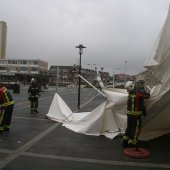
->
xmin=48 ymin=65 xmax=97 ymax=85
xmin=0 ymin=21 xmax=7 ymax=59
xmin=0 ymin=59 xmax=48 ymax=81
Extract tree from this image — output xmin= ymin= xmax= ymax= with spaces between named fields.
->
xmin=36 ymin=71 xmax=49 ymax=90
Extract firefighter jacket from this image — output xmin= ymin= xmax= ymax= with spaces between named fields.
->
xmin=28 ymin=83 xmax=40 ymax=100
xmin=127 ymin=89 xmax=149 ymax=116
xmin=0 ymin=87 xmax=15 ymax=108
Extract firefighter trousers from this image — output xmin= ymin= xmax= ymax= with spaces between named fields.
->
xmin=123 ymin=114 xmax=142 ymax=146
xmin=0 ymin=104 xmax=14 ymax=131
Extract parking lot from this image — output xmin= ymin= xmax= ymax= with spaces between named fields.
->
xmin=0 ymin=85 xmax=170 ymax=170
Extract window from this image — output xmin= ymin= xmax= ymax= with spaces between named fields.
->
xmin=31 ymin=67 xmax=38 ymax=71
xmin=29 ymin=60 xmax=38 ymax=65
xmin=1 ymin=60 xmax=8 ymax=64
xmin=8 ymin=60 xmax=17 ymax=64
xmin=23 ymin=60 xmax=27 ymax=65
xmin=20 ymin=67 xmax=28 ymax=71
xmin=18 ymin=60 xmax=23 ymax=64
xmin=11 ymin=60 xmax=17 ymax=64
xmin=33 ymin=60 xmax=38 ymax=65
xmin=10 ymin=67 xmax=17 ymax=72
xmin=0 ymin=66 xmax=6 ymax=70
xmin=50 ymin=66 xmax=55 ymax=69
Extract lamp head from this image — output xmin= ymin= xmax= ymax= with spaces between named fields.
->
xmin=76 ymin=44 xmax=86 ymax=54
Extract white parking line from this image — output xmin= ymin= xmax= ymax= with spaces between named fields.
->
xmin=0 ymin=123 xmax=60 ymax=169
xmin=23 ymin=152 xmax=170 ymax=169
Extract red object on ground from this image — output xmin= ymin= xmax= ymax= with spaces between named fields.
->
xmin=124 ymin=147 xmax=150 ymax=159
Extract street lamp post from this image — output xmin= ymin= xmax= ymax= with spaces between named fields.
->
xmin=124 ymin=60 xmax=127 ymax=85
xmin=76 ymin=44 xmax=86 ymax=109
xmin=56 ymin=66 xmax=59 ymax=92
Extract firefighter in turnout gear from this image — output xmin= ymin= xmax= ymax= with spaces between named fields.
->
xmin=28 ymin=78 xmax=40 ymax=113
xmin=0 ymin=86 xmax=15 ymax=133
xmin=122 ymin=81 xmax=150 ymax=148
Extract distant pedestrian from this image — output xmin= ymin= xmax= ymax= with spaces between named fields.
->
xmin=0 ymin=86 xmax=15 ymax=133
xmin=28 ymin=78 xmax=40 ymax=113
xmin=122 ymin=81 xmax=150 ymax=148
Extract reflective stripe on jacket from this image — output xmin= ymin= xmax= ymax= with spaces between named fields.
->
xmin=0 ymin=87 xmax=15 ymax=107
xmin=28 ymin=84 xmax=40 ymax=99
xmin=127 ymin=91 xmax=145 ymax=116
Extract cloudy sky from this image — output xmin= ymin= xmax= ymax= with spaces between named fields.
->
xmin=0 ymin=0 xmax=170 ymax=75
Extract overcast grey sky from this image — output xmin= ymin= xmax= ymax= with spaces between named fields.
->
xmin=0 ymin=0 xmax=170 ymax=75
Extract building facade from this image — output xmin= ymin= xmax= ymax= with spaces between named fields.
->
xmin=0 ymin=21 xmax=7 ymax=59
xmin=0 ymin=59 xmax=48 ymax=82
xmin=114 ymin=74 xmax=136 ymax=87
xmin=98 ymin=71 xmax=110 ymax=83
xmin=48 ymin=65 xmax=97 ymax=86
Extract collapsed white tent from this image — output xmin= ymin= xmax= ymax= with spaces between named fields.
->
xmin=47 ymin=6 xmax=170 ymax=140
xmin=46 ymin=90 xmax=128 ymax=139
xmin=139 ymin=6 xmax=170 ymax=140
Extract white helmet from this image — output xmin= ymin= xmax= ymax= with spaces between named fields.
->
xmin=125 ymin=81 xmax=134 ymax=91
xmin=31 ymin=78 xmax=36 ymax=83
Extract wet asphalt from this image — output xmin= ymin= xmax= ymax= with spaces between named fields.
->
xmin=0 ymin=85 xmax=170 ymax=170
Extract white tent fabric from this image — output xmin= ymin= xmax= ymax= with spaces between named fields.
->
xmin=47 ymin=93 xmax=73 ymax=122
xmin=47 ymin=6 xmax=170 ymax=141
xmin=144 ymin=6 xmax=170 ymax=88
xmin=139 ymin=6 xmax=170 ymax=140
xmin=46 ymin=84 xmax=170 ymax=140
xmin=46 ymin=92 xmax=127 ymax=139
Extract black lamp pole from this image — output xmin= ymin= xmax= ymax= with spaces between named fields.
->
xmin=124 ymin=60 xmax=127 ymax=85
xmin=76 ymin=44 xmax=86 ymax=109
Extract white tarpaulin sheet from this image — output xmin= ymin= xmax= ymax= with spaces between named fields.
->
xmin=47 ymin=6 xmax=170 ymax=141
xmin=46 ymin=91 xmax=127 ymax=139
xmin=46 ymin=85 xmax=170 ymax=140
xmin=139 ymin=6 xmax=170 ymax=140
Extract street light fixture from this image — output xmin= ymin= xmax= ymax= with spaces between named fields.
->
xmin=76 ymin=44 xmax=86 ymax=109
xmin=100 ymin=67 xmax=104 ymax=72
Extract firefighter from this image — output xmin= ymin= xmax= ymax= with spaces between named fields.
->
xmin=28 ymin=78 xmax=40 ymax=113
xmin=0 ymin=86 xmax=15 ymax=133
xmin=122 ymin=81 xmax=149 ymax=148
